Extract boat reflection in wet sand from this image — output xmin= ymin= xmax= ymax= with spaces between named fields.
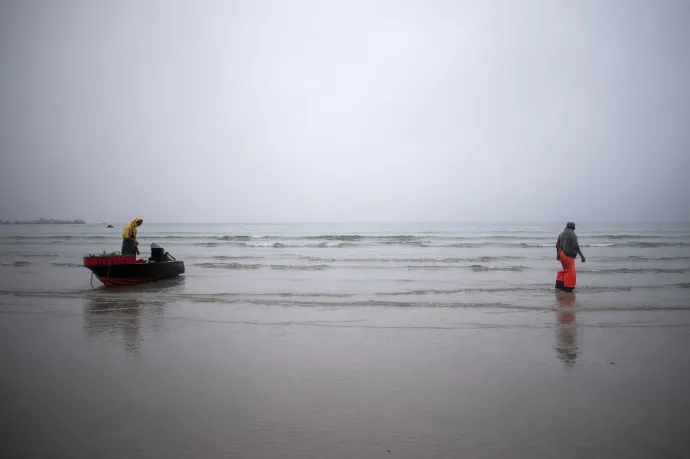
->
xmin=83 ymin=243 xmax=185 ymax=286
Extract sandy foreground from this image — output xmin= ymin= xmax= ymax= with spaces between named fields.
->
xmin=1 ymin=292 xmax=689 ymax=459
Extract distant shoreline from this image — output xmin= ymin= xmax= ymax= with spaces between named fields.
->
xmin=0 ymin=218 xmax=86 ymax=225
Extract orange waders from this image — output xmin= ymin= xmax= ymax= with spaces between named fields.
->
xmin=556 ymin=251 xmax=576 ymax=291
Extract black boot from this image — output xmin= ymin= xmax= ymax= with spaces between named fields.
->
xmin=555 ymin=280 xmax=565 ymax=290
xmin=562 ymin=286 xmax=574 ymax=293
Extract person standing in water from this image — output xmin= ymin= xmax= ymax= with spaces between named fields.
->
xmin=555 ymin=222 xmax=585 ymax=292
xmin=122 ymin=216 xmax=143 ymax=255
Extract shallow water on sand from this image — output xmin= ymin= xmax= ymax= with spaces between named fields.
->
xmin=1 ymin=223 xmax=689 ymax=458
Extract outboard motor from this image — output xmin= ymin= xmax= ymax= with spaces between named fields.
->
xmin=150 ymin=243 xmax=166 ymax=262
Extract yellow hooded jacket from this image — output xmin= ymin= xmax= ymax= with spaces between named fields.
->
xmin=122 ymin=216 xmax=143 ymax=240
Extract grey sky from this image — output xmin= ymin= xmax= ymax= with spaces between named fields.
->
xmin=1 ymin=0 xmax=688 ymax=223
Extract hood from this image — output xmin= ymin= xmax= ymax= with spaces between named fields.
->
xmin=131 ymin=216 xmax=144 ymax=225
xmin=566 ymin=222 xmax=575 ymax=230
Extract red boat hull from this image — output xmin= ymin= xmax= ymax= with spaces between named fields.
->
xmin=83 ymin=255 xmax=185 ymax=286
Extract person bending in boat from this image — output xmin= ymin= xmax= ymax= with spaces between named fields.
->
xmin=555 ymin=221 xmax=585 ymax=292
xmin=122 ymin=216 xmax=143 ymax=255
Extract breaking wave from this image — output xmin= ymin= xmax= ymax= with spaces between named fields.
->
xmin=194 ymin=262 xmax=261 ymax=270
xmin=8 ymin=232 xmax=679 ymax=250
xmin=216 ymin=235 xmax=253 ymax=241
xmin=306 ymin=234 xmax=364 ymax=241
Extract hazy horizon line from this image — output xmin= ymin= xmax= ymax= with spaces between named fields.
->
xmin=4 ymin=220 xmax=689 ymax=225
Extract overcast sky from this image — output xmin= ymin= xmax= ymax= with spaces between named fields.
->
xmin=1 ymin=0 xmax=688 ymax=223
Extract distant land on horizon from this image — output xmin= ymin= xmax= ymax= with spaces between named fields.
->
xmin=0 ymin=218 xmax=86 ymax=225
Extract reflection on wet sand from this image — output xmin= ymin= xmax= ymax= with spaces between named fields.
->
xmin=84 ymin=297 xmax=145 ymax=356
xmin=555 ymin=291 xmax=578 ymax=368
xmin=82 ymin=278 xmax=183 ymax=357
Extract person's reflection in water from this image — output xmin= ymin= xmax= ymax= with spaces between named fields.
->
xmin=555 ymin=291 xmax=578 ymax=369
xmin=84 ymin=296 xmax=144 ymax=358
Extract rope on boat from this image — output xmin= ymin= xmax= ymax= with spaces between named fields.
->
xmin=89 ymin=254 xmax=113 ymax=289
xmin=106 ymin=255 xmax=112 ymax=286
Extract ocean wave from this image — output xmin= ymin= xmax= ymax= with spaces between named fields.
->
xmin=477 ymin=241 xmax=685 ymax=248
xmin=307 ymin=234 xmax=427 ymax=241
xmin=3 ymin=285 xmax=690 ymax=311
xmin=3 ymin=231 xmax=683 ymax=245
xmin=397 ymin=264 xmax=528 ymax=271
xmin=216 ymin=235 xmax=253 ymax=241
xmin=0 ymin=235 xmax=111 ymax=241
xmin=596 ymin=255 xmax=690 ymax=262
xmin=275 ymin=292 xmax=355 ymax=298
xmin=238 ymin=242 xmax=351 ymax=249
xmin=380 ymin=242 xmax=430 ymax=247
xmin=0 ymin=261 xmax=31 ymax=267
xmin=316 ymin=242 xmax=340 ymax=248
xmin=156 ymin=295 xmax=511 ymax=309
xmin=270 ymin=264 xmax=330 ymax=271
xmin=400 ymin=265 xmax=466 ymax=270
xmin=160 ymin=235 xmax=267 ymax=241
xmin=594 ymin=234 xmax=687 ymax=240
xmin=376 ymin=285 xmax=636 ymax=296
xmin=232 ymin=299 xmax=512 ymax=309
xmin=299 ymin=256 xmax=339 ymax=262
xmin=514 ymin=242 xmax=616 ymax=248
xmin=485 ymin=235 xmax=549 ymax=240
xmin=210 ymin=255 xmax=266 ymax=260
xmin=50 ymin=262 xmax=81 ymax=268
xmin=297 ymin=256 xmax=527 ymax=263
xmin=7 ymin=283 xmax=689 ymax=301
xmin=238 ymin=242 xmax=303 ymax=248
xmin=446 ymin=243 xmax=489 ymax=248
xmin=208 ymin=234 xmax=430 ymax=242
xmin=623 ymin=242 xmax=687 ymax=248
xmin=580 ymin=267 xmax=688 ymax=274
xmin=7 ymin=235 xmax=674 ymax=250
xmin=469 ymin=264 xmax=527 ymax=272
xmin=305 ymin=234 xmax=364 ymax=241
xmin=194 ymin=262 xmax=261 ymax=270
xmin=471 ymin=256 xmax=527 ymax=262
xmin=377 ymin=283 xmax=690 ymax=295
xmin=158 ymin=295 xmax=690 ymax=311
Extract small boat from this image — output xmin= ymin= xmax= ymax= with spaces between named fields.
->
xmin=84 ymin=243 xmax=185 ymax=286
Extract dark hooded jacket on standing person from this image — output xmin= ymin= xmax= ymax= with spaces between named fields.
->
xmin=122 ymin=216 xmax=143 ymax=255
xmin=557 ymin=222 xmax=579 ymax=258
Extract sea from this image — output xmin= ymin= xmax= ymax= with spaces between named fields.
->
xmin=1 ymin=222 xmax=689 ymax=458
